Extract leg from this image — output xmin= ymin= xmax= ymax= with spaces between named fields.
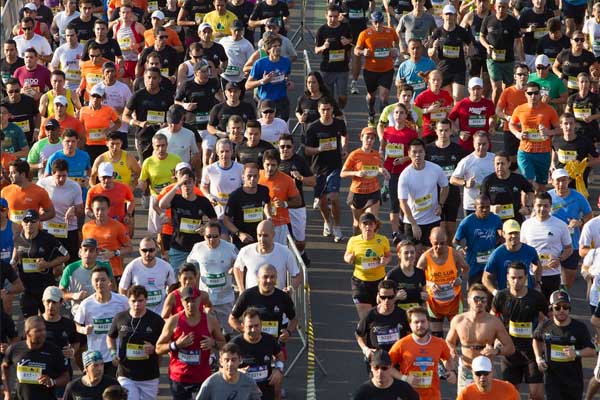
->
xmin=355 ymin=302 xmax=372 ymax=320
xmin=351 ymin=206 xmax=364 ymax=235
xmin=117 ymin=376 xmax=141 ymax=400
xmin=529 ymin=383 xmax=545 ymax=400
xmin=452 ymin=83 xmax=465 ymax=103
xmin=491 ymin=79 xmax=503 ymax=105
xmin=329 ymin=193 xmax=342 ymax=227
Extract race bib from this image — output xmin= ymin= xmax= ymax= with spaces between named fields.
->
xmin=509 ymin=320 xmax=532 ymax=338
xmin=224 ymin=65 xmax=240 ymax=75
xmin=270 ymin=73 xmax=285 ymax=83
xmin=65 ymin=69 xmax=81 ymax=82
xmin=476 ymin=250 xmax=492 ymax=264
xmin=540 ymin=253 xmax=553 ymax=269
xmin=118 ymin=36 xmax=132 ymax=51
xmin=243 ymin=207 xmax=263 ymax=223
xmin=261 ymin=320 xmax=278 ymax=336
xmin=491 ymin=48 xmax=506 ymax=62
xmin=147 ymin=289 xmax=162 ymax=305
xmin=361 ymin=257 xmax=380 ymax=270
xmin=194 ymin=13 xmax=205 ymax=23
xmin=375 ymin=327 xmax=399 ymax=345
xmin=432 ymin=2 xmax=443 ymax=16
xmin=398 ymin=302 xmax=420 ymax=311
xmin=348 ymin=8 xmax=363 ymax=19
xmin=361 ymin=165 xmax=379 ymax=178
xmin=89 ymin=128 xmax=105 ymax=142
xmin=195 ymin=112 xmax=209 ymax=124
xmin=16 ymin=365 xmax=42 ymax=384
xmin=93 ymin=317 xmax=113 ymax=334
xmin=329 ymin=49 xmax=345 ymax=62
xmin=216 ymin=192 xmax=229 ymax=205
xmin=550 ymin=344 xmax=575 ymax=362
xmin=147 ymin=110 xmax=165 ymax=124
xmin=160 ymin=67 xmax=169 ymax=78
xmin=433 ymin=284 xmax=455 ymax=301
xmin=247 ymin=365 xmax=269 ymax=382
xmin=412 ymin=81 xmax=426 ymax=91
xmin=593 ymin=40 xmax=600 ymax=55
xmin=558 ymin=149 xmax=577 ymax=163
xmin=180 ymin=217 xmax=201 ymax=234
xmin=573 ymin=107 xmax=591 ymax=120
xmin=385 ymin=143 xmax=404 ymax=158
xmin=71 ymin=176 xmax=88 ymax=186
xmin=126 ymin=343 xmax=149 ymax=360
xmin=533 ymin=28 xmax=547 ymax=39
xmin=86 ymin=73 xmax=103 ymax=86
xmin=493 ymin=203 xmax=514 ymax=219
xmin=525 ymin=128 xmax=544 ymax=142
xmin=442 ymin=165 xmax=454 ymax=178
xmin=14 ymin=120 xmax=30 ymax=133
xmin=148 ymin=0 xmax=158 ymax=11
xmin=430 ymin=110 xmax=447 ymax=121
xmin=203 ymin=273 xmax=227 ymax=288
xmin=442 ymin=45 xmax=460 ymax=58
xmin=22 ymin=258 xmax=39 ymax=273
xmin=409 ymin=370 xmax=433 ymax=388
xmin=374 ymin=48 xmax=390 ymax=58
xmin=468 ymin=114 xmax=486 ymax=128
xmin=319 ymin=137 xmax=337 ymax=151
xmin=10 ymin=210 xmax=24 ymax=223
xmin=415 ymin=193 xmax=433 ymax=212
xmin=567 ymin=76 xmax=578 ymax=90
xmin=178 ymin=349 xmax=200 ymax=364
xmin=44 ymin=222 xmax=68 ymax=238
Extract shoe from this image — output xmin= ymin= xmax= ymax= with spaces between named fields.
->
xmin=301 ymin=251 xmax=311 ymax=268
xmin=368 ymin=114 xmax=375 ymax=127
xmin=323 ymin=222 xmax=332 ymax=237
xmin=333 ymin=226 xmax=345 ymax=243
xmin=351 ymin=80 xmax=359 ymax=94
xmin=313 ymin=197 xmax=320 ymax=209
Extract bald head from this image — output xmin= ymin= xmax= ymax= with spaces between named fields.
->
xmin=258 ymin=263 xmax=277 ymax=277
xmin=429 ymin=227 xmax=447 ymax=243
xmin=257 ymin=220 xmax=275 ymax=234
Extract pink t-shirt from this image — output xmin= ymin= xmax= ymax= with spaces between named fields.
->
xmin=13 ymin=64 xmax=51 ymax=94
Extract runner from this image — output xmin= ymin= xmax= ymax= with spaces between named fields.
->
xmin=353 ymin=350 xmax=419 ymax=400
xmin=456 ymin=356 xmax=520 ymax=400
xmin=62 ymin=350 xmax=119 ymax=400
xmin=386 ymin=240 xmax=427 ymax=310
xmin=414 ymin=69 xmax=454 ymax=143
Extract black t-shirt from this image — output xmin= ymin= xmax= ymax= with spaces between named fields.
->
xmin=480 ymin=172 xmax=534 ymax=224
xmin=514 ymin=0 xmax=557 ymax=13
xmin=70 ymin=16 xmax=98 ymax=43
xmin=4 ymin=341 xmax=67 ymax=400
xmin=353 ymin=378 xmax=420 ymax=400
xmin=480 ymin=14 xmax=522 ymax=61
xmin=43 ymin=317 xmax=78 ymax=373
xmin=170 ymin=194 xmax=217 ymax=251
xmin=235 ymin=140 xmax=275 ymax=166
xmin=552 ymin=134 xmax=599 ymax=167
xmin=63 ymin=375 xmax=119 ymax=400
xmin=431 ymin=25 xmax=473 ymax=71
xmin=0 ymin=310 xmax=17 ymax=346
xmin=6 ymin=95 xmax=39 ymax=144
xmin=182 ymin=0 xmax=215 ymax=39
xmin=294 ymin=95 xmax=343 ymax=126
xmin=249 ymin=1 xmax=290 ymax=36
xmin=14 ymin=231 xmax=69 ymax=295
xmin=425 ymin=142 xmax=466 ymax=198
xmin=279 ymin=154 xmax=313 ymax=207
xmin=533 ymin=318 xmax=593 ymax=384
xmin=81 ymin=39 xmax=122 ymax=61
xmin=340 ymin=0 xmax=371 ymax=25
xmin=385 ymin=267 xmax=426 ymax=309
xmin=492 ymin=288 xmax=548 ymax=350
xmin=556 ymin=49 xmax=596 ymax=82
xmin=227 ymin=1 xmax=256 ymax=44
xmin=231 ymin=286 xmax=296 ymax=334
xmin=138 ymin=45 xmax=180 ymax=76
xmin=518 ymin=9 xmax=554 ymax=55
xmin=536 ymin=34 xmax=570 ymax=62
xmin=355 ymin=307 xmax=409 ymax=351
xmin=132 ymin=76 xmax=175 ymax=96
xmin=201 ymin=42 xmax=228 ymax=68
xmin=315 ymin=23 xmax=353 ymax=72
xmin=209 ymin=101 xmax=257 ymax=132
xmin=107 ymin=309 xmax=165 ymax=380
xmin=1 ymin=57 xmax=25 ymax=85
xmin=175 ymin=78 xmax=220 ymax=130
xmin=230 ymin=334 xmax=281 ymax=392
xmin=224 ymin=184 xmax=271 ymax=239
xmin=125 ymin=88 xmax=174 ymax=142
xmin=305 ymin=118 xmax=347 ymax=175
xmin=567 ymin=92 xmax=600 ymax=140
xmin=468 ymin=13 xmax=488 ymax=56
xmin=387 ymin=0 xmax=413 ymax=17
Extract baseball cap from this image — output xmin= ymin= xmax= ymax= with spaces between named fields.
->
xmin=359 ymin=212 xmax=377 ymax=224
xmin=266 ymin=17 xmax=279 ymax=26
xmin=361 ymin=126 xmax=377 ymax=136
xmin=260 ymin=99 xmax=276 ymax=112
xmin=443 ymin=4 xmax=456 ymax=14
xmin=549 ymin=290 xmax=570 ymax=305
xmin=151 ymin=10 xmax=165 ymax=20
xmin=370 ymin=11 xmax=384 ymax=22
xmin=535 ymin=54 xmax=550 ymax=67
xmin=175 ymin=162 xmax=192 ymax=172
xmin=199 ymin=22 xmax=213 ymax=31
xmin=45 ymin=118 xmax=60 ymax=130
xmin=82 ymin=350 xmax=103 ymax=368
xmin=81 ymin=238 xmax=98 ymax=248
xmin=22 ymin=209 xmax=39 ymax=222
xmin=23 ymin=2 xmax=37 ymax=11
xmin=502 ymin=219 xmax=520 ymax=234
xmin=98 ymin=162 xmax=114 ymax=177
xmin=53 ymin=95 xmax=68 ymax=106
xmin=232 ymin=19 xmax=244 ymax=30
xmin=181 ymin=286 xmax=197 ymax=300
xmin=471 ymin=356 xmax=492 ymax=373
xmin=225 ymin=81 xmax=241 ymax=91
xmin=468 ymin=77 xmax=484 ymax=89
xmin=193 ymin=59 xmax=210 ymax=71
xmin=90 ymin=85 xmax=105 ymax=97
xmin=42 ymin=286 xmax=63 ymax=302
xmin=551 ymin=168 xmax=570 ymax=180
xmin=370 ymin=350 xmax=392 ymax=367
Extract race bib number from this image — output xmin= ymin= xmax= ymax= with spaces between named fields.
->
xmin=147 ymin=289 xmax=162 ymax=305
xmin=348 ymin=8 xmax=363 ymax=19
xmin=432 ymin=2 xmax=443 ymax=16
xmin=195 ymin=112 xmax=209 ymax=124
xmin=178 ymin=349 xmax=200 ymax=364
xmin=261 ymin=320 xmax=279 ymax=336
xmin=203 ymin=273 xmax=227 ymax=288
xmin=216 ymin=192 xmax=229 ymax=205
xmin=93 ymin=317 xmax=113 ymax=334
xmin=493 ymin=203 xmax=514 ymax=219
xmin=491 ymin=48 xmax=506 ymax=62
xmin=126 ymin=343 xmax=149 ymax=360
xmin=412 ymin=81 xmax=426 ymax=91
xmin=398 ymin=302 xmax=420 ymax=311
xmin=374 ymin=48 xmax=390 ymax=58
xmin=567 ymin=76 xmax=578 ymax=90
xmin=476 ymin=250 xmax=492 ymax=264
xmin=573 ymin=107 xmax=591 ymax=120
xmin=14 ymin=120 xmax=30 ymax=133
xmin=44 ymin=222 xmax=68 ymax=238
xmin=593 ymin=40 xmax=600 ymax=55
xmin=433 ymin=284 xmax=455 ymax=301
xmin=361 ymin=165 xmax=379 ymax=178
xmin=468 ymin=114 xmax=486 ymax=128
xmin=525 ymin=128 xmax=544 ymax=142
xmin=243 ymin=207 xmax=263 ymax=223
xmin=180 ymin=218 xmax=201 ymax=234
xmin=430 ymin=110 xmax=447 ymax=121
xmin=224 ymin=65 xmax=240 ymax=75
xmin=540 ymin=253 xmax=553 ymax=269
xmin=22 ymin=258 xmax=39 ymax=273
xmin=319 ymin=137 xmax=337 ymax=151
xmin=148 ymin=0 xmax=158 ymax=11
xmin=550 ymin=344 xmax=575 ymax=362
xmin=10 ymin=210 xmax=24 ymax=223
xmin=442 ymin=45 xmax=460 ymax=58
xmin=87 ymin=73 xmax=103 ymax=85
xmin=375 ymin=327 xmax=399 ymax=345
xmin=16 ymin=365 xmax=42 ymax=384
xmin=409 ymin=370 xmax=433 ymax=388
xmin=147 ymin=110 xmax=165 ymax=124
xmin=71 ymin=176 xmax=88 ymax=186
xmin=89 ymin=128 xmax=105 ymax=142
xmin=509 ymin=321 xmax=533 ymax=338
xmin=361 ymin=257 xmax=380 ymax=270
xmin=558 ymin=149 xmax=577 ymax=163
xmin=118 ymin=36 xmax=132 ymax=51
xmin=385 ymin=143 xmax=404 ymax=158
xmin=160 ymin=68 xmax=169 ymax=78
xmin=65 ymin=69 xmax=81 ymax=82
xmin=329 ymin=49 xmax=345 ymax=62
xmin=415 ymin=193 xmax=433 ymax=212
xmin=533 ymin=28 xmax=547 ymax=39
xmin=247 ymin=365 xmax=269 ymax=382
xmin=270 ymin=73 xmax=285 ymax=83
xmin=442 ymin=165 xmax=454 ymax=178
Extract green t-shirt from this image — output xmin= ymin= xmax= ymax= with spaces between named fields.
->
xmin=1 ymin=122 xmax=28 ymax=153
xmin=27 ymin=137 xmax=62 ymax=164
xmin=378 ymin=102 xmax=423 ymax=129
xmin=527 ymin=72 xmax=566 ymax=111
xmin=60 ymin=260 xmax=114 ymax=316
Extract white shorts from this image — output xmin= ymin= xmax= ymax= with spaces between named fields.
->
xmin=274 ymin=224 xmax=289 ymax=245
xmin=289 ymin=207 xmax=307 ymax=241
xmin=147 ymin=195 xmax=161 ymax=234
xmin=200 ymin=130 xmax=217 ymax=151
xmin=117 ymin=376 xmax=159 ymax=400
xmin=524 ymin=54 xmax=536 ymax=72
xmin=212 ymin=302 xmax=235 ymax=334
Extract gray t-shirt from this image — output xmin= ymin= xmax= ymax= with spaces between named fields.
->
xmin=196 ymin=371 xmax=262 ymax=400
xmin=399 ymin=12 xmax=436 ymax=45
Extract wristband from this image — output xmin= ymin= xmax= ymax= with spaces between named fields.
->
xmin=49 ymin=378 xmax=55 ymax=387
xmin=169 ymin=341 xmax=178 ymax=352
xmin=362 ymin=347 xmax=371 ymax=358
xmin=274 ymin=360 xmax=285 ymax=371
xmin=536 ymin=356 xmax=545 ymax=363
xmin=576 ymin=350 xmax=581 ymax=357
xmin=110 ymin=349 xmax=117 ymax=358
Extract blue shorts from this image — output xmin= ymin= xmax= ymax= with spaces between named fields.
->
xmin=517 ymin=150 xmax=551 ymax=185
xmin=315 ymin=169 xmax=341 ymax=197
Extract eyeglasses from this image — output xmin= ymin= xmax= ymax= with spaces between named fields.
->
xmin=205 ymin=234 xmax=219 ymax=239
xmin=526 ymin=91 xmax=540 ymax=96
xmin=262 ymin=109 xmax=275 ymax=114
xmin=536 ymin=65 xmax=548 ymax=70
xmin=471 ymin=296 xmax=487 ymax=303
xmin=474 ymin=371 xmax=490 ymax=377
xmin=553 ymin=304 xmax=570 ymax=311
xmin=279 ymin=144 xmax=292 ymax=149
xmin=192 ymin=55 xmax=203 ymax=59
xmin=22 ymin=219 xmax=38 ymax=223
xmin=90 ymin=94 xmax=102 ymax=98
xmin=573 ymin=38 xmax=585 ymax=42
xmin=22 ymin=26 xmax=33 ymax=31
xmin=515 ymin=73 xmax=528 ymax=77
xmin=379 ymin=295 xmax=395 ymax=300
xmin=140 ymin=248 xmax=156 ymax=253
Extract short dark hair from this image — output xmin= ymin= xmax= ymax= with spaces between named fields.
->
xmin=23 ymin=47 xmax=38 ymax=56
xmin=534 ymin=191 xmax=552 ymax=204
xmin=262 ymin=149 xmax=280 ymax=164
xmin=51 ymin=69 xmax=66 ymax=79
xmin=547 ymin=17 xmax=561 ymax=32
xmin=102 ymin=385 xmax=128 ymax=400
xmin=508 ymin=261 xmax=526 ymax=273
xmin=91 ymin=266 xmax=110 ymax=277
xmin=377 ymin=279 xmax=397 ymax=292
xmin=526 ymin=81 xmax=541 ymax=91
xmin=220 ymin=342 xmax=242 ymax=357
xmin=91 ymin=195 xmax=111 ymax=207
xmin=408 ymin=138 xmax=425 ymax=151
xmin=406 ymin=306 xmax=428 ymax=322
xmin=318 ymin=96 xmax=334 ymax=107
xmin=9 ymin=159 xmax=30 ymax=175
xmin=560 ymin=112 xmax=575 ymax=122
xmin=467 ymin=283 xmax=488 ymax=295
xmin=62 ymin=128 xmax=79 ymax=139
xmin=242 ymin=307 xmax=261 ymax=321
xmin=494 ymin=151 xmax=511 ymax=162
xmin=51 ymin=158 xmax=69 ymax=173
xmin=127 ymin=285 xmax=148 ymax=299
xmin=246 ymin=120 xmax=261 ymax=131
xmin=279 ymin=133 xmax=293 ymax=143
xmin=94 ymin=19 xmax=108 ymax=27
xmin=3 ymin=39 xmax=17 ymax=47
xmin=178 ymin=262 xmax=198 ymax=277
xmin=204 ymin=221 xmax=221 ymax=234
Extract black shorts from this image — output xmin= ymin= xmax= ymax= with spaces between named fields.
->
xmin=503 ymin=130 xmax=520 ymax=156
xmin=351 ymin=276 xmax=381 ymax=306
xmin=363 ymin=69 xmax=394 ymax=94
xmin=546 ymin=381 xmax=583 ymax=400
xmin=562 ymin=2 xmax=586 ymax=24
xmin=541 ymin=274 xmax=561 ymax=300
xmin=441 ymin=187 xmax=460 ymax=222
xmin=348 ymin=190 xmax=381 ymax=210
xmin=469 ymin=53 xmax=488 ymax=77
xmin=389 ymin=173 xmax=400 ymax=213
xmin=404 ymin=221 xmax=440 ymax=247
xmin=562 ymin=251 xmax=580 ymax=270
xmin=501 ymin=348 xmax=544 ymax=384
xmin=441 ymin=68 xmax=466 ymax=87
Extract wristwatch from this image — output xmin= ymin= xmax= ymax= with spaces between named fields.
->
xmin=114 ymin=249 xmax=121 ymax=257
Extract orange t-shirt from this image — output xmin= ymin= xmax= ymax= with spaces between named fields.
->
xmin=39 ymin=115 xmax=85 ymax=140
xmin=157 ymin=183 xmax=204 ymax=236
xmin=424 ymin=247 xmax=461 ymax=317
xmin=79 ymin=105 xmax=120 ymax=146
xmin=258 ymin=171 xmax=299 ymax=227
xmin=85 ymin=182 xmax=134 ymax=223
xmin=1 ymin=183 xmax=53 ymax=224
xmin=497 ymin=85 xmax=526 ymax=131
xmin=144 ymin=28 xmax=182 ymax=49
xmin=510 ymin=102 xmax=559 ymax=153
xmin=388 ymin=335 xmax=451 ymax=400
xmin=79 ymin=58 xmax=111 ymax=101
xmin=82 ymin=218 xmax=130 ymax=276
xmin=457 ymin=379 xmax=520 ymax=400
xmin=342 ymin=148 xmax=382 ymax=194
xmin=356 ymin=27 xmax=398 ymax=73
xmin=108 ymin=0 xmax=148 ymax=11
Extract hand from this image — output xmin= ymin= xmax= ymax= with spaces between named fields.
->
xmin=199 ymin=335 xmax=214 ymax=350
xmin=568 ymin=218 xmax=581 ymax=230
xmin=420 ymin=291 xmax=429 ymax=301
xmin=357 ymin=170 xmax=368 ymax=178
xmin=465 ymin=177 xmax=476 ymax=189
xmin=184 ymin=102 xmax=197 ymax=112
xmin=3 ymin=391 xmax=10 ymax=400
xmin=518 ymin=206 xmax=530 ymax=216
xmin=278 ymin=329 xmax=290 ymax=343
xmin=541 ymin=94 xmax=550 ymax=104
xmin=262 ymin=71 xmax=275 ymax=84
xmin=411 ymin=223 xmax=422 ymax=241
xmin=396 ymin=289 xmax=407 ymax=301
xmin=139 ymin=120 xmax=150 ymax=129
xmin=290 ymin=170 xmax=303 ymax=181
xmin=446 ymin=370 xmax=457 ymax=384
xmin=563 ymin=346 xmax=576 ymax=359
xmin=176 ymin=332 xmax=195 ymax=348
xmin=239 ymin=232 xmax=254 ymax=243
xmin=480 ymin=344 xmax=498 ymax=357
xmin=300 ymin=112 xmax=308 ymax=123
xmin=64 ymin=206 xmax=76 ymax=222
xmin=272 ymin=198 xmax=287 ymax=208
xmin=37 ymin=375 xmax=54 ymax=388
xmin=97 ymin=249 xmax=111 ymax=261
xmin=323 ymin=40 xmax=330 ymax=49
xmin=459 ymin=131 xmax=471 ymax=142
xmin=381 ymin=169 xmax=391 ymax=180
xmin=62 ymin=344 xmax=74 ymax=358
xmin=546 ymin=257 xmax=560 ymax=270
xmin=453 ymin=277 xmax=462 ymax=287
xmin=268 ymin=368 xmax=283 ymax=386
xmin=340 ymin=36 xmax=352 ymax=46
xmin=160 ymin=213 xmax=170 ymax=225
xmin=111 ymin=354 xmax=119 ymax=366
xmin=537 ymin=359 xmax=548 ymax=372
xmin=282 ymin=285 xmax=293 ymax=293
xmin=143 ymin=341 xmax=155 ymax=355
xmin=520 ymin=130 xmax=529 ymax=140
xmin=84 ymin=325 xmax=94 ymax=335
xmin=363 ymin=48 xmax=370 ymax=57
xmin=37 ymin=259 xmax=50 ymax=271
xmin=0 ymin=343 xmax=8 ymax=353
xmin=345 ymin=251 xmax=356 ymax=264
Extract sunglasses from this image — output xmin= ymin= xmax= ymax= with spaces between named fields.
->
xmin=90 ymin=94 xmax=102 ymax=98
xmin=279 ymin=144 xmax=292 ymax=149
xmin=22 ymin=26 xmax=33 ymax=31
xmin=262 ymin=109 xmax=275 ymax=114
xmin=474 ymin=371 xmax=490 ymax=377
xmin=526 ymin=91 xmax=540 ymax=96
xmin=471 ymin=296 xmax=487 ymax=303
xmin=379 ymin=295 xmax=395 ymax=300
xmin=140 ymin=248 xmax=156 ymax=253
xmin=515 ymin=73 xmax=528 ymax=77
xmin=573 ymin=38 xmax=585 ymax=42
xmin=536 ymin=65 xmax=548 ymax=69
xmin=22 ymin=218 xmax=38 ymax=223
xmin=553 ymin=304 xmax=570 ymax=311
xmin=205 ymin=234 xmax=219 ymax=239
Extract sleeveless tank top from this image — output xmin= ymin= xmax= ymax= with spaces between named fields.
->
xmin=424 ymin=247 xmax=461 ymax=316
xmin=168 ymin=310 xmax=212 ymax=383
xmin=47 ymin=89 xmax=76 ymax=117
xmin=173 ymin=287 xmax=204 ymax=315
xmin=102 ymin=150 xmax=132 ymax=186
xmin=184 ymin=60 xmax=194 ymax=82
xmin=115 ymin=21 xmax=143 ymax=61
xmin=18 ymin=21 xmax=43 ymax=36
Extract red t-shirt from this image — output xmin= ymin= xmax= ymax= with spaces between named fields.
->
xmin=382 ymin=126 xmax=418 ymax=174
xmin=13 ymin=65 xmax=51 ymax=94
xmin=414 ymin=89 xmax=454 ymax=139
xmin=448 ymin=97 xmax=495 ymax=151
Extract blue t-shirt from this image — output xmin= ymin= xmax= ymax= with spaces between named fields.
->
xmin=549 ymin=189 xmax=592 ymax=250
xmin=1 ymin=220 xmax=13 ymax=263
xmin=455 ymin=213 xmax=502 ymax=277
xmin=485 ymin=244 xmax=539 ymax=289
xmin=45 ymin=149 xmax=91 ymax=201
xmin=396 ymin=57 xmax=436 ymax=97
xmin=250 ymin=56 xmax=291 ymax=101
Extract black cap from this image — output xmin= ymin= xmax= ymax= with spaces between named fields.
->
xmin=45 ymin=118 xmax=60 ymax=130
xmin=181 ymin=287 xmax=197 ymax=300
xmin=232 ymin=19 xmax=244 ymax=30
xmin=81 ymin=238 xmax=98 ymax=248
xmin=260 ymin=99 xmax=276 ymax=111
xmin=225 ymin=81 xmax=241 ymax=91
xmin=359 ymin=212 xmax=377 ymax=224
xmin=22 ymin=209 xmax=40 ymax=222
xmin=370 ymin=350 xmax=391 ymax=367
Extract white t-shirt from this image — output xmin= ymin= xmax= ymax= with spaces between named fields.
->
xmin=580 ymin=216 xmax=600 ymax=249
xmin=119 ymin=257 xmax=176 ymax=314
xmin=14 ymin=34 xmax=53 ymax=59
xmin=398 ymin=161 xmax=448 ymax=225
xmin=50 ymin=43 xmax=84 ymax=90
xmin=187 ymin=240 xmax=238 ymax=305
xmin=259 ymin=118 xmax=289 ymax=145
xmin=74 ymin=293 xmax=129 ymax=362
xmin=257 ymin=35 xmax=297 ymax=59
xmin=451 ymin=152 xmax=495 ymax=211
xmin=36 ymin=176 xmax=82 ymax=231
xmin=201 ymin=161 xmax=243 ymax=218
xmin=156 ymin=127 xmax=199 ymax=163
xmin=521 ymin=215 xmax=571 ymax=276
xmin=53 ymin=11 xmax=80 ymax=45
xmin=583 ymin=18 xmax=600 ymax=57
xmin=220 ymin=36 xmax=255 ymax=70
xmin=584 ymin=249 xmax=600 ymax=306
xmin=97 ymin=80 xmax=132 ymax=132
xmin=234 ymin=243 xmax=299 ymax=290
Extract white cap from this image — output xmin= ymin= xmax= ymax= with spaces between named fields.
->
xmin=175 ymin=162 xmax=192 ymax=172
xmin=24 ymin=2 xmax=37 ymax=11
xmin=98 ymin=162 xmax=114 ymax=177
xmin=535 ymin=54 xmax=551 ymax=67
xmin=151 ymin=10 xmax=165 ymax=20
xmin=53 ymin=95 xmax=68 ymax=105
xmin=442 ymin=4 xmax=456 ymax=14
xmin=472 ymin=356 xmax=492 ymax=373
xmin=198 ymin=22 xmax=213 ymax=31
xmin=552 ymin=168 xmax=570 ymax=180
xmin=90 ymin=84 xmax=105 ymax=97
xmin=468 ymin=77 xmax=484 ymax=89
xmin=42 ymin=286 xmax=63 ymax=302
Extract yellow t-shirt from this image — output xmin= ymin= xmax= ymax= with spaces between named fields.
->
xmin=346 ymin=233 xmax=390 ymax=281
xmin=203 ymin=12 xmax=238 ymax=37
xmin=139 ymin=153 xmax=182 ymax=196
